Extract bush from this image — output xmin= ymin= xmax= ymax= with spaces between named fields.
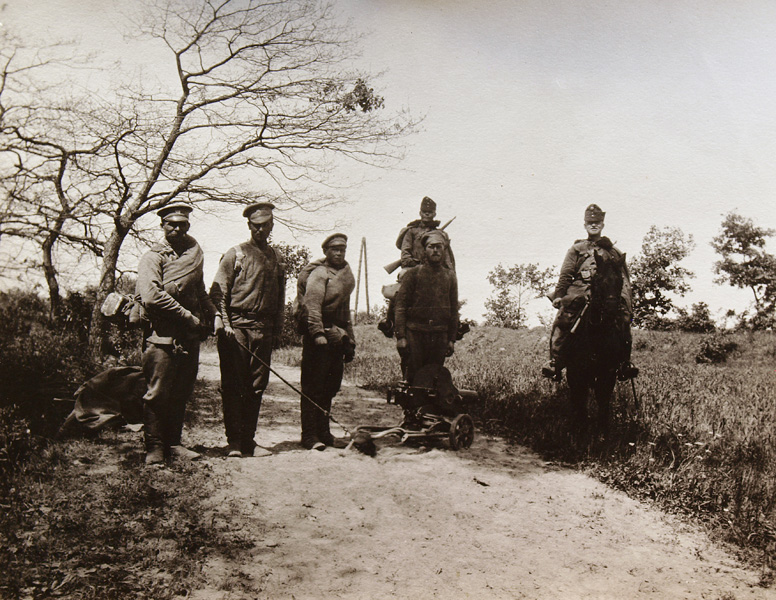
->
xmin=0 ymin=290 xmax=99 ymax=437
xmin=0 ymin=408 xmax=37 ymax=486
xmin=695 ymin=333 xmax=738 ymax=364
xmin=675 ymin=302 xmax=716 ymax=333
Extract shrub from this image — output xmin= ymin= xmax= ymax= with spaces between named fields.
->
xmin=675 ymin=302 xmax=716 ymax=333
xmin=695 ymin=334 xmax=738 ymax=364
xmin=0 ymin=290 xmax=98 ymax=437
xmin=0 ymin=408 xmax=37 ymax=485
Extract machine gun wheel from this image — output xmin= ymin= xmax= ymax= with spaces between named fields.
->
xmin=448 ymin=414 xmax=474 ymax=450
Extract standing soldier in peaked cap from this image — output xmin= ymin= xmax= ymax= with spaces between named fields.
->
xmin=378 ymin=196 xmax=455 ymax=338
xmin=542 ymin=204 xmax=638 ymax=381
xmin=136 ymin=202 xmax=217 ymax=466
xmin=210 ymin=202 xmax=286 ymax=458
xmin=394 ymin=229 xmax=459 ymax=384
xmin=298 ymin=233 xmax=356 ymax=451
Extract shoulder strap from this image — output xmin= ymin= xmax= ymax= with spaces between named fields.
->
xmin=234 ymin=245 xmax=245 ymax=275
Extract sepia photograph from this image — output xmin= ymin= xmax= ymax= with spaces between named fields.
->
xmin=1 ymin=0 xmax=774 ymax=598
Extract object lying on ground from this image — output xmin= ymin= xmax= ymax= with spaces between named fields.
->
xmin=57 ymin=366 xmax=145 ymax=438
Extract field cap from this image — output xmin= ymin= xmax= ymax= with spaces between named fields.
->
xmin=420 ymin=196 xmax=436 ymax=212
xmin=243 ymin=202 xmax=275 ymax=224
xmin=322 ymin=233 xmax=348 ymax=249
xmin=158 ymin=203 xmax=192 ymax=223
xmin=584 ymin=204 xmax=605 ymax=223
xmin=421 ymin=230 xmax=446 ymax=247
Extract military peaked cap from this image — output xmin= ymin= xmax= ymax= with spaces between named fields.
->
xmin=421 ymin=230 xmax=447 ymax=247
xmin=243 ymin=202 xmax=275 ymax=224
xmin=322 ymin=233 xmax=348 ymax=249
xmin=584 ymin=204 xmax=606 ymax=223
xmin=158 ymin=203 xmax=192 ymax=222
xmin=420 ymin=196 xmax=436 ymax=212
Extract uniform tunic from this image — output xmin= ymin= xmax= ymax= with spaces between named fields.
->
xmin=549 ymin=237 xmax=632 ymax=363
xmin=210 ymin=240 xmax=285 ymax=452
xmin=299 ymin=262 xmax=355 ymax=447
xmin=394 ymin=263 xmax=459 ymax=383
xmin=136 ymin=235 xmax=216 ymax=452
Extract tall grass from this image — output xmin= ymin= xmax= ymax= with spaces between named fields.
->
xmin=343 ymin=323 xmax=776 ymax=559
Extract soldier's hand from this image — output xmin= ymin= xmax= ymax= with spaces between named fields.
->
xmin=314 ymin=334 xmax=328 ymax=346
xmin=552 ymin=298 xmax=563 ymax=310
xmin=214 ymin=315 xmax=235 ymax=339
xmin=445 ymin=341 xmax=455 ymax=357
xmin=396 ymin=338 xmax=408 ymax=351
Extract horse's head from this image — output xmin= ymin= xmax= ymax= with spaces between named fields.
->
xmin=590 ymin=249 xmax=625 ymax=321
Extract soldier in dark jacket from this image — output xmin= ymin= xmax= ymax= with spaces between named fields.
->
xmin=136 ymin=203 xmax=217 ymax=466
xmin=210 ymin=203 xmax=285 ymax=458
xmin=394 ymin=230 xmax=459 ymax=384
xmin=542 ymin=204 xmax=638 ymax=381
xmin=378 ymin=196 xmax=455 ymax=338
xmin=400 ymin=196 xmax=455 ymax=270
xmin=299 ymin=234 xmax=356 ymax=451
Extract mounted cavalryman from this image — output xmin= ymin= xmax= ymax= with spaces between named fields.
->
xmin=542 ymin=204 xmax=638 ymax=381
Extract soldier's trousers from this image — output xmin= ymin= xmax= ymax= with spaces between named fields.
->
xmin=300 ymin=333 xmax=344 ymax=446
xmin=217 ymin=326 xmax=273 ymax=452
xmin=142 ymin=340 xmax=200 ymax=452
xmin=549 ymin=316 xmax=634 ymax=367
xmin=404 ymin=328 xmax=448 ymax=384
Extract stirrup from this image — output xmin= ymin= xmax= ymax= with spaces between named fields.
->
xmin=617 ymin=362 xmax=639 ymax=381
xmin=541 ymin=364 xmax=563 ymax=381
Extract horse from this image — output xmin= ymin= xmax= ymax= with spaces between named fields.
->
xmin=564 ymin=248 xmax=629 ymax=434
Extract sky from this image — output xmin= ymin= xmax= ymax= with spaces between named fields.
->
xmin=3 ymin=0 xmax=775 ymax=324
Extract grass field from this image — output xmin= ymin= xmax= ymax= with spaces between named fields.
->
xmin=336 ymin=323 xmax=776 ymax=563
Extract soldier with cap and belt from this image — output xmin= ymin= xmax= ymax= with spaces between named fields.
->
xmin=136 ymin=202 xmax=217 ymax=466
xmin=210 ymin=203 xmax=286 ymax=458
xmin=378 ymin=196 xmax=455 ymax=338
xmin=542 ymin=204 xmax=639 ymax=381
xmin=394 ymin=229 xmax=459 ymax=384
xmin=299 ymin=233 xmax=356 ymax=451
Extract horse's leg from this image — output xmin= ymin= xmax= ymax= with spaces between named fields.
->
xmin=565 ymin=365 xmax=589 ymax=432
xmin=594 ymin=370 xmax=617 ymax=436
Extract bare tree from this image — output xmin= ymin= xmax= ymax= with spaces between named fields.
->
xmin=1 ymin=1 xmax=415 ymax=356
xmin=0 ymin=32 xmax=110 ymax=318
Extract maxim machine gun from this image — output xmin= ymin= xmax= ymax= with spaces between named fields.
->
xmin=355 ymin=365 xmax=478 ymax=451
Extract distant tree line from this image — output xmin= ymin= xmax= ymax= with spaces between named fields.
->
xmin=483 ymin=211 xmax=776 ymax=331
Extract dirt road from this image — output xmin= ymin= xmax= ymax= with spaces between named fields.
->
xmin=183 ymin=350 xmax=772 ymax=600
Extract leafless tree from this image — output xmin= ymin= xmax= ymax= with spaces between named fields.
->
xmin=1 ymin=0 xmax=416 ymax=356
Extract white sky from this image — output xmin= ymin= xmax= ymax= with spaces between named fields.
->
xmin=3 ymin=0 xmax=775 ymax=323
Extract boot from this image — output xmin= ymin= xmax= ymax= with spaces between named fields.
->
xmin=169 ymin=445 xmax=201 ymax=461
xmin=617 ymin=362 xmax=639 ymax=381
xmin=145 ymin=446 xmax=165 ymax=466
xmin=541 ymin=360 xmax=562 ymax=381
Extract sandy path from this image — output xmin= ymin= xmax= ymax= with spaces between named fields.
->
xmin=186 ymin=350 xmax=772 ymax=600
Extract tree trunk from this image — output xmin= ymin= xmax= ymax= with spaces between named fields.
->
xmin=88 ymin=228 xmax=128 ymax=361
xmin=42 ymin=233 xmax=61 ymax=321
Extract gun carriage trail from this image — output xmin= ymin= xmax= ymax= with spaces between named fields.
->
xmin=167 ymin=348 xmax=769 ymax=600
